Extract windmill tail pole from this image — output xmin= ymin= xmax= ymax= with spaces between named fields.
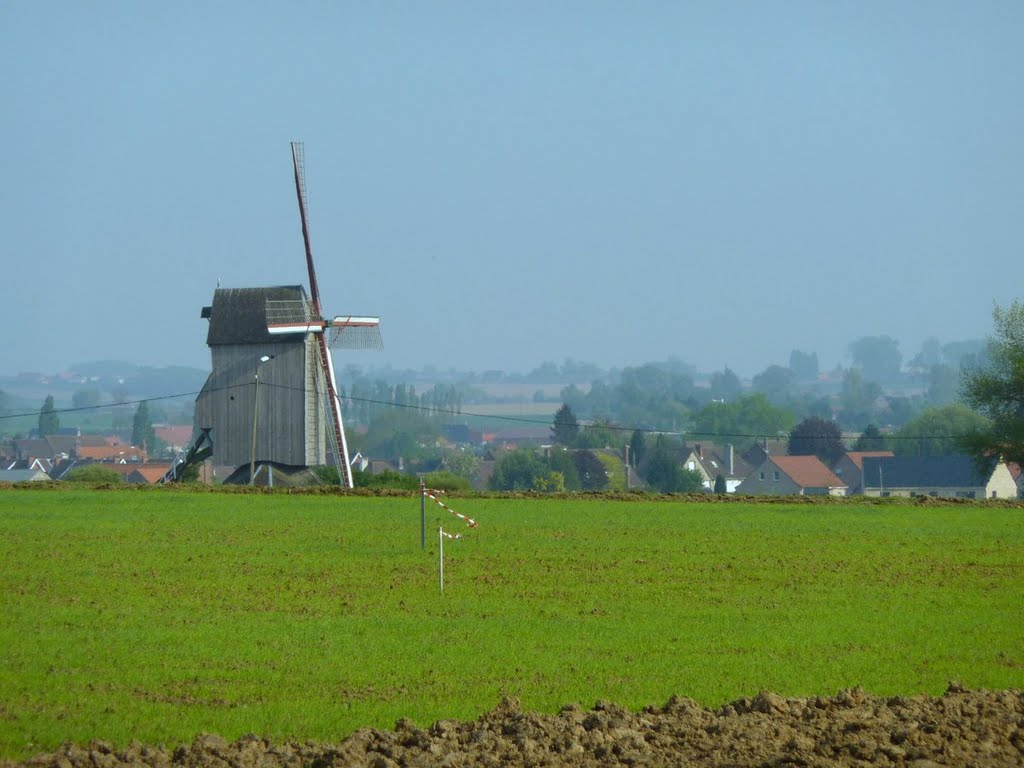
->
xmin=323 ymin=345 xmax=354 ymax=488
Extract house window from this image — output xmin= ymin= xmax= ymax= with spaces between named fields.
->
xmin=687 ymin=461 xmax=695 ymax=471
xmin=759 ymin=471 xmax=765 ymax=480
xmin=773 ymin=470 xmax=780 ymax=481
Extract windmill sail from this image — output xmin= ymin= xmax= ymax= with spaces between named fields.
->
xmin=265 ymin=299 xmax=382 ymax=348
xmin=288 ymin=142 xmax=381 ymax=488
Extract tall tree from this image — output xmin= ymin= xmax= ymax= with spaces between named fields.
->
xmin=960 ymin=301 xmax=1024 ymax=466
xmin=839 ymin=368 xmax=883 ymax=430
xmin=628 ymin=429 xmax=647 ymax=467
xmin=750 ymin=365 xmax=797 ymax=406
xmin=789 ymin=350 xmax=819 ymax=381
xmin=38 ymin=395 xmax=59 ymax=435
xmin=644 ymin=435 xmax=703 ymax=493
xmin=551 ymin=403 xmax=580 ymax=446
xmin=853 ymin=424 xmax=887 ymax=451
xmin=710 ymin=367 xmax=743 ymax=402
xmin=849 ymin=335 xmax=903 ymax=383
xmin=546 ymin=447 xmax=581 ymax=491
xmin=692 ymin=394 xmax=794 ymax=450
xmin=926 ymin=364 xmax=959 ymax=406
xmin=72 ymin=388 xmax=102 ymax=409
xmin=894 ymin=404 xmax=989 ymax=457
xmin=787 ymin=417 xmax=845 ymax=466
xmin=911 ymin=336 xmax=944 ymax=369
xmin=573 ymin=450 xmax=609 ymax=491
xmin=489 ymin=448 xmax=546 ymax=491
xmin=131 ymin=400 xmax=156 ymax=450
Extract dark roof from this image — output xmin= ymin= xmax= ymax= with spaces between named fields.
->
xmin=205 ymin=286 xmax=308 ymax=345
xmin=862 ymin=454 xmax=989 ymax=490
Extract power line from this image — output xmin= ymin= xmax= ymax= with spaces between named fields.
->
xmin=0 ymin=381 xmax=982 ymax=442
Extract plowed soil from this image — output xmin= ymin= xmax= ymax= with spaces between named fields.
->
xmin=5 ymin=685 xmax=1023 ymax=767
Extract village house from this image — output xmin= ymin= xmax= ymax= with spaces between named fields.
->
xmin=861 ymin=454 xmax=1018 ymax=499
xmin=831 ymin=450 xmax=895 ymax=494
xmin=681 ymin=443 xmax=752 ymax=493
xmin=736 ymin=454 xmax=848 ymax=496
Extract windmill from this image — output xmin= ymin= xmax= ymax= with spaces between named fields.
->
xmin=178 ymin=144 xmax=380 ymax=487
xmin=267 ymin=141 xmax=382 ymax=487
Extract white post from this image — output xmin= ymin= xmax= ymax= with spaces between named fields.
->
xmin=438 ymin=526 xmax=444 ymax=593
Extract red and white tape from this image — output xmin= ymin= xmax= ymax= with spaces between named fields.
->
xmin=424 ymin=488 xmax=478 ymax=528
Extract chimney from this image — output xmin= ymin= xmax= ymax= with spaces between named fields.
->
xmin=696 ymin=443 xmax=703 ymax=459
xmin=727 ymin=444 xmax=734 ymax=476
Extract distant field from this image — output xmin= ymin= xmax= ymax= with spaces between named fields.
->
xmin=0 ymin=488 xmax=1022 ymax=759
xmin=461 ymin=402 xmax=560 ymax=418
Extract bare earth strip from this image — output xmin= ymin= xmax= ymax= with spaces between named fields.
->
xmin=4 ymin=685 xmax=1022 ymax=768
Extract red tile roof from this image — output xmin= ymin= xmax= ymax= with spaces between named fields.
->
xmin=155 ymin=426 xmax=194 ymax=447
xmin=772 ymin=455 xmax=846 ymax=489
xmin=76 ymin=445 xmax=147 ymax=461
xmin=846 ymin=451 xmax=894 ymax=470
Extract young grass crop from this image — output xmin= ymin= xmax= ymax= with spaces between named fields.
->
xmin=0 ymin=488 xmax=1022 ymax=759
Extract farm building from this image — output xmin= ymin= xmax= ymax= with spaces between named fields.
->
xmin=861 ymin=454 xmax=1018 ymax=499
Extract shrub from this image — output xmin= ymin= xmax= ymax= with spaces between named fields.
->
xmin=63 ymin=465 xmax=124 ymax=484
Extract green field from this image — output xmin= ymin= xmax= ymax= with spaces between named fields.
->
xmin=1 ymin=488 xmax=1022 ymax=759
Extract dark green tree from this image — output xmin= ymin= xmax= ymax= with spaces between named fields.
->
xmin=853 ymin=424 xmax=887 ymax=451
xmin=644 ymin=435 xmax=703 ymax=493
xmin=551 ymin=403 xmax=580 ymax=446
xmin=489 ymin=449 xmax=546 ymax=491
xmin=546 ymin=447 xmax=581 ymax=490
xmin=960 ymin=300 xmax=1024 ymax=466
xmin=713 ymin=473 xmax=727 ymax=494
xmin=38 ymin=395 xmax=59 ymax=435
xmin=573 ymin=450 xmax=609 ymax=491
xmin=629 ymin=429 xmax=647 ymax=467
xmin=787 ymin=417 xmax=846 ymax=466
xmin=131 ymin=401 xmax=157 ymax=450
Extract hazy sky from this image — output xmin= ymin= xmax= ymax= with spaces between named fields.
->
xmin=3 ymin=3 xmax=1021 ymax=378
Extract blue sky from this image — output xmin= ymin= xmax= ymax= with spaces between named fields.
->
xmin=3 ymin=2 xmax=1021 ymax=378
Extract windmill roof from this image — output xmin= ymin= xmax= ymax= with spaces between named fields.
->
xmin=205 ymin=286 xmax=308 ymax=345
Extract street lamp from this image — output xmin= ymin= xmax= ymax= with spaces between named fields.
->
xmin=250 ymin=354 xmax=273 ymax=486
